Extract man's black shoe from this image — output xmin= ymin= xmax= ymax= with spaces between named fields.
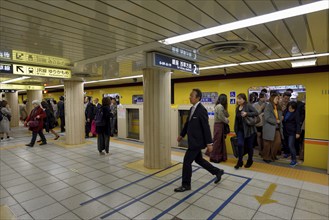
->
xmin=25 ymin=144 xmax=33 ymax=147
xmin=39 ymin=142 xmax=47 ymax=146
xmin=174 ymin=186 xmax=191 ymax=192
xmin=214 ymin=169 xmax=224 ymax=184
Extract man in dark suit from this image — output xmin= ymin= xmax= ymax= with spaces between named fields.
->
xmin=175 ymin=89 xmax=224 ymax=192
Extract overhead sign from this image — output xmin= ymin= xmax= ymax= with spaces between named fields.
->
xmin=148 ymin=52 xmax=199 ymax=75
xmin=0 ymin=89 xmax=16 ymax=93
xmin=13 ymin=64 xmax=71 ymax=78
xmin=0 ymin=84 xmax=44 ymax=90
xmin=12 ymin=50 xmax=71 ymax=67
xmin=0 ymin=63 xmax=13 ymax=74
xmin=0 ymin=50 xmax=11 ymax=60
xmin=171 ymin=46 xmax=197 ymax=60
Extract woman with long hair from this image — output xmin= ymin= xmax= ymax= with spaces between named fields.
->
xmin=262 ymin=92 xmax=283 ymax=163
xmin=208 ymin=94 xmax=229 ymax=163
xmin=234 ymin=93 xmax=258 ymax=169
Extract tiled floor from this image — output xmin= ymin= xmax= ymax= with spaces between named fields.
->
xmin=0 ymin=127 xmax=328 ymax=220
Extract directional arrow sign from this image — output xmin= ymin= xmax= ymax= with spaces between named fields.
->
xmin=254 ymin=183 xmax=278 ymax=205
xmin=13 ymin=64 xmax=71 ymax=78
xmin=16 ymin=65 xmax=24 ymax=73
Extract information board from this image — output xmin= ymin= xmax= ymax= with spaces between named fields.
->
xmin=151 ymin=52 xmax=199 ymax=75
xmin=13 ymin=64 xmax=71 ymax=78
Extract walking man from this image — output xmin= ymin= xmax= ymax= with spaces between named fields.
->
xmin=175 ymin=89 xmax=224 ymax=192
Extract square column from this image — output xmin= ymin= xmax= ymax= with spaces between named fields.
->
xmin=143 ymin=68 xmax=171 ymax=169
xmin=64 ymin=80 xmax=85 ymax=145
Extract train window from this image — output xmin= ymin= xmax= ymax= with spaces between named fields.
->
xmin=248 ymin=85 xmax=306 ymax=103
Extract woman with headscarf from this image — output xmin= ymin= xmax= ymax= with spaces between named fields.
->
xmin=24 ymin=100 xmax=47 ymax=147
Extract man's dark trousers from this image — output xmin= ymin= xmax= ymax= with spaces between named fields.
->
xmin=182 ymin=149 xmax=220 ymax=187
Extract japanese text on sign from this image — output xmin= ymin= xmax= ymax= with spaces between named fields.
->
xmin=12 ymin=50 xmax=71 ymax=67
xmin=153 ymin=52 xmax=199 ymax=75
xmin=13 ymin=64 xmax=71 ymax=78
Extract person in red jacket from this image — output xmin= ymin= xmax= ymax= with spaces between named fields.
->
xmin=24 ymin=100 xmax=47 ymax=147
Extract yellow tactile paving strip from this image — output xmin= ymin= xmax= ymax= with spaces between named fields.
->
xmin=112 ymin=139 xmax=329 ymax=186
xmin=125 ymin=159 xmax=182 ymax=177
xmin=0 ymin=205 xmax=16 ymax=220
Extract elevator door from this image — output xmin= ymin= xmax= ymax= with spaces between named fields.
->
xmin=127 ymin=109 xmax=140 ymax=140
xmin=178 ymin=110 xmax=189 ymax=148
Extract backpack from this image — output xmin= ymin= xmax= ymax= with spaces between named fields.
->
xmin=94 ymin=107 xmax=106 ymax=126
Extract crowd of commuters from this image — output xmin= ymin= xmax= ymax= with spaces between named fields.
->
xmin=246 ymin=89 xmax=305 ymax=167
xmin=191 ymin=88 xmax=304 ymax=171
xmin=1 ymin=88 xmax=304 ymax=168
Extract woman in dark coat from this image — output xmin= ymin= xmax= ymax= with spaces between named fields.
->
xmin=234 ymin=93 xmax=258 ymax=169
xmin=41 ymin=101 xmax=60 ymax=140
xmin=282 ymin=101 xmax=301 ymax=167
xmin=24 ymin=100 xmax=47 ymax=147
xmin=96 ymin=97 xmax=113 ymax=155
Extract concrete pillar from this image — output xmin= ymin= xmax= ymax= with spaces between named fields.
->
xmin=6 ymin=92 xmax=19 ymax=127
xmin=26 ymin=90 xmax=42 ymax=114
xmin=143 ymin=68 xmax=171 ymax=169
xmin=64 ymin=80 xmax=85 ymax=145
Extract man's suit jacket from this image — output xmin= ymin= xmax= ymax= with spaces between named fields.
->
xmin=180 ymin=103 xmax=212 ymax=151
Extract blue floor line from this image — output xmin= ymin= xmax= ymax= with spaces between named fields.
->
xmin=152 ymin=177 xmax=217 ymax=220
xmin=207 ymin=178 xmax=252 ymax=220
xmin=80 ymin=162 xmax=181 ymax=205
xmin=100 ymin=167 xmax=201 ymax=219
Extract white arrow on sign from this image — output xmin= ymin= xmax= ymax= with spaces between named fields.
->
xmin=16 ymin=65 xmax=24 ymax=73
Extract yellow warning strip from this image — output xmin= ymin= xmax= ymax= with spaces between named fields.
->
xmin=0 ymin=205 xmax=16 ymax=220
xmin=52 ymin=139 xmax=94 ymax=148
xmin=125 ymin=159 xmax=182 ymax=177
xmin=112 ymin=138 xmax=329 ymax=186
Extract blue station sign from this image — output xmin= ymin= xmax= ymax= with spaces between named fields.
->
xmin=150 ymin=52 xmax=199 ymax=75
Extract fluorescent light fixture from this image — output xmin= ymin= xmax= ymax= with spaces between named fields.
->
xmin=44 ymin=84 xmax=64 ymax=89
xmin=159 ymin=1 xmax=329 ymax=45
xmin=291 ymin=58 xmax=317 ymax=68
xmin=199 ymin=52 xmax=329 ymax=70
xmin=200 ymin=63 xmax=238 ymax=70
xmin=1 ymin=76 xmax=30 ymax=84
xmin=84 ymin=75 xmax=143 ymax=84
xmin=240 ymin=53 xmax=329 ymax=65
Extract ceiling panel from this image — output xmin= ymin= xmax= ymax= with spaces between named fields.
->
xmin=0 ymin=0 xmax=327 ymax=89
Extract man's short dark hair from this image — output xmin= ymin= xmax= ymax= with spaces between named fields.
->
xmin=261 ymin=88 xmax=268 ymax=93
xmin=286 ymin=88 xmax=293 ymax=93
xmin=192 ymin=89 xmax=202 ymax=100
xmin=283 ymin=91 xmax=292 ymax=97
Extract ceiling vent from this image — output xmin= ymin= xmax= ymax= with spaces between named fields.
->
xmin=198 ymin=41 xmax=259 ymax=57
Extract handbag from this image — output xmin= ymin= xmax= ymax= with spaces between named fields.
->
xmin=245 ymin=115 xmax=261 ymax=126
xmin=224 ymin=123 xmax=230 ymax=135
xmin=29 ymin=120 xmax=39 ymax=128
